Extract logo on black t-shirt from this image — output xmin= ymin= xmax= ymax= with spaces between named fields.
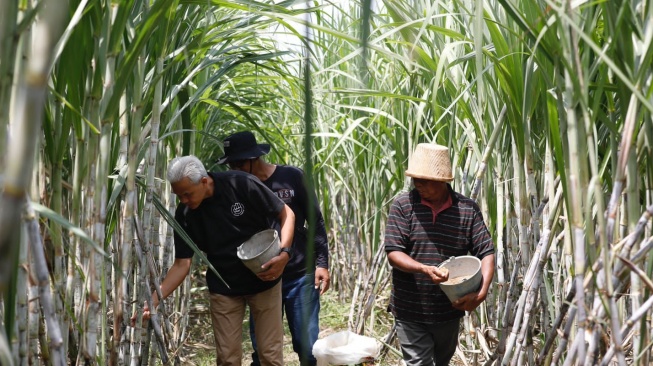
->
xmin=274 ymin=189 xmax=294 ymax=203
xmin=231 ymin=202 xmax=244 ymax=216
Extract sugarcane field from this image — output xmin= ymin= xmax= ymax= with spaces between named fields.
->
xmin=1 ymin=0 xmax=652 ymax=365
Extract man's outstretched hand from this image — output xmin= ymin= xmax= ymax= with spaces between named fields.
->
xmin=130 ymin=299 xmax=157 ymax=327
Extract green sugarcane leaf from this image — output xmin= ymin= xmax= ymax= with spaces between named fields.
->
xmin=151 ymin=195 xmax=230 ymax=289
xmin=31 ymin=202 xmax=107 ymax=257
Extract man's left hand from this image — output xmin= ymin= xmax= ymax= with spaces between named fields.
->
xmin=451 ymin=291 xmax=485 ymax=312
xmin=257 ymin=252 xmax=290 ymax=281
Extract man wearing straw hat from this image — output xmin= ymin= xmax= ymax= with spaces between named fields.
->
xmin=384 ymin=143 xmax=495 ymax=365
xmin=218 ymin=131 xmax=330 ymax=366
xmin=136 ymin=155 xmax=295 ymax=366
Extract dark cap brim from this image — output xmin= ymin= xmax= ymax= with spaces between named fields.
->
xmin=217 ymin=144 xmax=270 ymax=164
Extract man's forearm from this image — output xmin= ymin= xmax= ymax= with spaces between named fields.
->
xmin=152 ymin=258 xmax=191 ymax=305
xmin=278 ymin=204 xmax=295 ymax=249
xmin=479 ymin=254 xmax=495 ymax=298
xmin=387 ymin=251 xmax=424 ymax=273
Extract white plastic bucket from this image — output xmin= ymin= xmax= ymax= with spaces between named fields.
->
xmin=438 ymin=256 xmax=482 ymax=302
xmin=237 ymin=229 xmax=280 ymax=274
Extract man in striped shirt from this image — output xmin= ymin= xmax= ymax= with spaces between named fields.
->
xmin=384 ymin=143 xmax=495 ymax=365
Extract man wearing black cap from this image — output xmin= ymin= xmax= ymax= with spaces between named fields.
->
xmin=136 ymin=155 xmax=295 ymax=366
xmin=219 ymin=131 xmax=330 ymax=366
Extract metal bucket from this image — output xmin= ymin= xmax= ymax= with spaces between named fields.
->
xmin=438 ymin=256 xmax=482 ymax=303
xmin=237 ymin=229 xmax=280 ymax=274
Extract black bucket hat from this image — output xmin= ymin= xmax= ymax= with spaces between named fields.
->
xmin=217 ymin=131 xmax=270 ymax=164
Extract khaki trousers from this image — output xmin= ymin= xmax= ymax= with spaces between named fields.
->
xmin=209 ymin=282 xmax=283 ymax=366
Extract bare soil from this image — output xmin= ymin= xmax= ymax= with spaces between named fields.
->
xmin=172 ymin=269 xmax=476 ymax=365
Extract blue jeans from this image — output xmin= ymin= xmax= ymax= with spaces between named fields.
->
xmin=250 ymin=274 xmax=320 ymax=366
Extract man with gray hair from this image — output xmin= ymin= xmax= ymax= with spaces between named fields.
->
xmin=142 ymin=155 xmax=295 ymax=365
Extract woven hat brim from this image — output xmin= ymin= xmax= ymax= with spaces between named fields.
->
xmin=217 ymin=144 xmax=270 ymax=164
xmin=405 ymin=170 xmax=454 ymax=182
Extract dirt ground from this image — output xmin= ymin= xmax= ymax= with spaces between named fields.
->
xmin=176 ymin=299 xmax=470 ymax=366
xmin=173 ymin=270 xmax=472 ymax=365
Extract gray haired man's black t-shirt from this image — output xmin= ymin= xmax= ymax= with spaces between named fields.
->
xmin=173 ymin=171 xmax=285 ymax=295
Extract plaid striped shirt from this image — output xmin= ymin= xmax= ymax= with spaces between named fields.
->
xmin=384 ymin=185 xmax=494 ymax=323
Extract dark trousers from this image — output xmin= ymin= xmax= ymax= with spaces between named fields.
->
xmin=395 ymin=318 xmax=460 ymax=366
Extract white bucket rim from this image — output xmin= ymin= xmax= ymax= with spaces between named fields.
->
xmin=438 ymin=255 xmax=482 ymax=302
xmin=237 ymin=229 xmax=279 ymax=261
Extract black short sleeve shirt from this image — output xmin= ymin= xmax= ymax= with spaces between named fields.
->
xmin=174 ymin=171 xmax=285 ymax=295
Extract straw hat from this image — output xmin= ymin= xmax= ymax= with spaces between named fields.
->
xmin=405 ymin=143 xmax=454 ymax=182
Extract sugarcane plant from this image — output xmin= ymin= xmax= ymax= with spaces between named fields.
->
xmin=1 ymin=0 xmax=653 ymax=364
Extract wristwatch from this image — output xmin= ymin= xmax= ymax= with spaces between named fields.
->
xmin=279 ymin=247 xmax=293 ymax=258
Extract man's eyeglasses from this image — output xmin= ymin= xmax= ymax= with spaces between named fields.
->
xmin=228 ymin=160 xmax=248 ymax=169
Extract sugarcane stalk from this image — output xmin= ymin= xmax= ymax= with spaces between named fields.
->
xmin=488 ymin=179 xmax=520 ymax=365
xmin=26 ymin=201 xmax=66 ymax=366
xmin=131 ymin=217 xmax=168 ymax=366
xmin=0 ymin=0 xmax=18 ymax=151
xmin=27 ymin=156 xmax=40 ymax=366
xmin=503 ymin=212 xmax=555 ymax=364
xmin=549 ymin=304 xmax=577 ymax=366
xmin=514 ymin=190 xmax=562 ymax=360
xmin=67 ymin=102 xmax=90 ymax=362
xmin=587 ymin=204 xmax=653 ymax=364
xmin=112 ymin=98 xmax=127 ymax=366
xmin=606 ymin=94 xmax=638 ymax=248
xmin=599 ymin=293 xmax=653 ymax=366
xmin=79 ymin=119 xmax=97 ymax=360
xmin=582 ymin=323 xmax=602 ymax=366
xmin=28 ymin=279 xmax=39 ymax=365
xmin=0 ymin=4 xmax=68 ymax=364
xmin=470 ymin=104 xmax=506 ymax=201
xmin=127 ymin=47 xmax=146 ymax=362
xmin=136 ymin=56 xmax=165 ymax=363
xmin=511 ymin=140 xmax=531 ymax=271
xmin=559 ymin=0 xmax=591 ymax=345
xmin=85 ymin=126 xmax=110 ymax=362
xmin=76 ymin=2 xmax=111 ymax=362
xmin=118 ymin=94 xmax=129 ymax=168
xmin=120 ymin=189 xmax=136 ymax=365
xmin=133 ymin=215 xmax=169 ymax=364
xmin=81 ymin=45 xmax=104 ymax=366
xmin=480 ymin=155 xmax=503 ymax=341
xmin=162 ymin=164 xmax=175 ymax=278
xmin=582 ymin=177 xmax=601 ymax=366
xmin=50 ymin=102 xmax=71 ymax=354
xmin=561 ymin=326 xmax=588 ymax=366
xmin=143 ymin=57 xmax=163 ymax=278
xmin=16 ymin=222 xmax=29 ymax=365
xmin=536 ymin=285 xmax=576 ymax=365
xmin=523 ymin=122 xmax=538 ymax=223
xmin=570 ymin=176 xmax=588 ymax=364
xmin=348 ymin=269 xmax=364 ymax=329
xmin=524 ymin=333 xmax=534 ymax=366
xmin=625 ymin=146 xmax=642 ymax=358
xmin=485 ymin=250 xmax=520 ymax=366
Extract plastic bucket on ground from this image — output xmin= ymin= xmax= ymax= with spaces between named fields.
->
xmin=237 ymin=229 xmax=280 ymax=274
xmin=438 ymin=255 xmax=482 ymax=303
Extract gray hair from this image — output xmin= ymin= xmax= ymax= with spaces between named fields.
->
xmin=167 ymin=155 xmax=208 ymax=184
